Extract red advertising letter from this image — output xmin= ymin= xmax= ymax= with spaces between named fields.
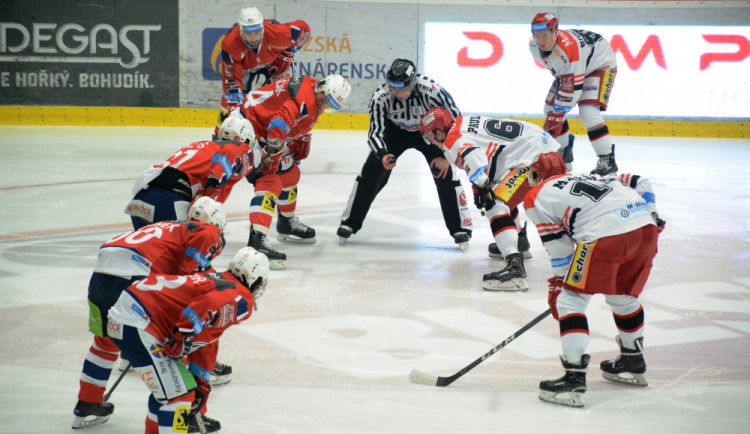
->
xmin=457 ymin=31 xmax=503 ymax=67
xmin=610 ymin=34 xmax=666 ymax=70
xmin=700 ymin=35 xmax=750 ymax=70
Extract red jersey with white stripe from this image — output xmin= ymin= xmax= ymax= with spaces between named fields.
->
xmin=221 ymin=20 xmax=310 ymax=94
xmin=529 ymin=29 xmax=616 ymax=112
xmin=238 ymin=76 xmax=321 ymax=144
xmin=109 ymin=271 xmax=253 ymax=350
xmin=442 ymin=115 xmax=560 ymax=186
xmin=132 ymin=139 xmax=261 ymax=202
xmin=524 ymin=173 xmax=655 ymax=276
xmin=94 ymin=221 xmax=224 ymax=279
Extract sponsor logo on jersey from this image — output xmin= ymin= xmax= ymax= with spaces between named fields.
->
xmin=616 ymin=200 xmax=650 ymax=220
xmin=173 ymin=404 xmax=191 ymax=433
xmin=138 ymin=368 xmax=157 ymax=389
xmin=565 ymin=241 xmax=596 ymax=289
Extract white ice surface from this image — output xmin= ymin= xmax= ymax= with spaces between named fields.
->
xmin=0 ymin=126 xmax=749 ymax=433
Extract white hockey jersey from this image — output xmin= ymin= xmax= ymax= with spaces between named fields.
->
xmin=529 ymin=29 xmax=616 ymax=112
xmin=524 ymin=173 xmax=657 ymax=275
xmin=441 ymin=115 xmax=560 ymax=187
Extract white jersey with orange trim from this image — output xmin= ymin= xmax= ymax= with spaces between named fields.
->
xmin=523 ymin=173 xmax=656 ymax=276
xmin=442 ymin=115 xmax=560 ymax=187
xmin=529 ymin=29 xmax=616 ymax=112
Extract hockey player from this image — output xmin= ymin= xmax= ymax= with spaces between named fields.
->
xmin=125 ymin=115 xmax=273 ymax=230
xmin=230 ymin=74 xmax=351 ymax=269
xmin=337 ymin=58 xmax=473 ymax=249
xmin=530 ymin=12 xmax=619 ymax=175
xmin=219 ymin=6 xmax=310 ymax=112
xmin=419 ymin=108 xmax=561 ymax=291
xmin=106 ymin=247 xmax=270 ymax=433
xmin=524 ymin=152 xmax=666 ymax=407
xmin=73 ymin=197 xmax=226 ymax=430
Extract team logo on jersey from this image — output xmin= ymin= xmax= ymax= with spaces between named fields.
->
xmin=565 ymin=241 xmax=596 ymax=289
xmin=150 ymin=343 xmax=168 ymax=359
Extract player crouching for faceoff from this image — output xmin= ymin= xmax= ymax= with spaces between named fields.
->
xmin=106 ymin=247 xmax=270 ymax=433
xmin=419 ymin=108 xmax=561 ymax=291
xmin=125 ymin=115 xmax=267 ymax=231
xmin=73 ymin=197 xmax=227 ymax=430
xmin=524 ymin=152 xmax=666 ymax=407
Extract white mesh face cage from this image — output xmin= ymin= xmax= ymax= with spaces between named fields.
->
xmin=228 ymin=247 xmax=270 ymax=298
xmin=188 ymin=197 xmax=227 ymax=231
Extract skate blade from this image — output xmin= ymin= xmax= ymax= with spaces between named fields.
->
xmin=521 ymin=250 xmax=532 ymax=259
xmin=269 ymin=259 xmax=287 ymax=270
xmin=209 ymin=375 xmax=232 ymax=386
xmin=488 ymin=252 xmax=503 ymax=259
xmin=482 ymin=278 xmax=529 ymax=292
xmin=602 ymin=371 xmax=648 ymax=387
xmin=457 ymin=241 xmax=469 ymax=251
xmin=72 ymin=414 xmax=112 ymax=429
xmin=276 ymin=234 xmax=316 ymax=244
xmin=538 ymin=390 xmax=585 ymax=407
xmin=338 ymin=237 xmax=348 ymax=246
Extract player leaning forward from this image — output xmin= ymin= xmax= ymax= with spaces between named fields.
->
xmin=107 ymin=248 xmax=270 ymax=433
xmin=419 ymin=108 xmax=560 ymax=291
xmin=525 ymin=152 xmax=666 ymax=407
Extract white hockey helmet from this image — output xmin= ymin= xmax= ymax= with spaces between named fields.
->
xmin=238 ymin=6 xmax=264 ymax=33
xmin=218 ymin=113 xmax=257 ymax=146
xmin=316 ymin=74 xmax=351 ymax=112
xmin=227 ymin=247 xmax=270 ymax=299
xmin=188 ymin=196 xmax=227 ymax=231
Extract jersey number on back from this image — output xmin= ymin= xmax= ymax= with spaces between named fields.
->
xmin=483 ymin=119 xmax=524 ymax=141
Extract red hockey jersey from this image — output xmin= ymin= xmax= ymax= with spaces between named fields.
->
xmin=238 ymin=76 xmax=322 ymax=144
xmin=132 ymin=139 xmax=261 ymax=203
xmin=109 ymin=271 xmax=254 ymax=352
xmin=221 ymin=20 xmax=310 ymax=94
xmin=94 ymin=220 xmax=224 ymax=279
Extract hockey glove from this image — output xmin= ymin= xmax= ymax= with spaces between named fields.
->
xmin=652 ymin=212 xmax=666 ymax=234
xmin=547 ymin=276 xmax=565 ymax=321
xmin=164 ymin=330 xmax=194 ymax=359
xmin=543 ymin=111 xmax=566 ymax=137
xmin=472 ymin=182 xmax=496 ymax=212
xmin=260 ymin=150 xmax=283 ymax=176
xmin=268 ymin=50 xmax=294 ymax=78
xmin=288 ymin=134 xmax=311 ymax=160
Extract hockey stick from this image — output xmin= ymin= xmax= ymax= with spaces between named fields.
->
xmin=409 ymin=308 xmax=552 ymax=387
xmin=102 ymin=362 xmax=131 ymax=401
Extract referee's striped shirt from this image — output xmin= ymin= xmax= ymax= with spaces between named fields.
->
xmin=367 ymin=74 xmax=461 ymax=157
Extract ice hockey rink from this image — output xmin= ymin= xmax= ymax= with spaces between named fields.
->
xmin=1 ymin=125 xmax=749 ymax=433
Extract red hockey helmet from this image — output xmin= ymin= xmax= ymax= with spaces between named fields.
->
xmin=529 ymin=152 xmax=567 ymax=186
xmin=420 ymin=107 xmax=455 ymax=141
xmin=531 ymin=12 xmax=559 ymax=32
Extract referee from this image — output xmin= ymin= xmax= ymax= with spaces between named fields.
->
xmin=337 ymin=58 xmax=473 ymax=249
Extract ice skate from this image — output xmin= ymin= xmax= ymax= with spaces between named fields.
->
xmin=600 ymin=336 xmax=648 ymax=387
xmin=337 ymin=224 xmax=353 ymax=245
xmin=247 ymin=229 xmax=286 ymax=270
xmin=276 ymin=215 xmax=316 ymax=244
xmin=72 ymin=400 xmax=114 ymax=429
xmin=558 ymin=134 xmax=575 ymax=172
xmin=209 ymin=361 xmax=232 ymax=386
xmin=189 ymin=413 xmax=221 ymax=433
xmin=539 ymin=354 xmax=590 ymax=408
xmin=488 ymin=242 xmax=503 ymax=259
xmin=452 ymin=231 xmax=470 ymax=251
xmin=482 ymin=253 xmax=528 ymax=291
xmin=591 ymin=144 xmax=618 ymax=176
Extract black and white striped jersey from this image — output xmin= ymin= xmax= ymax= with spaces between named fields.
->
xmin=367 ymin=74 xmax=461 ymax=156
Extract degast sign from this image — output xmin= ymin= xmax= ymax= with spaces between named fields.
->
xmin=424 ymin=23 xmax=750 ymax=118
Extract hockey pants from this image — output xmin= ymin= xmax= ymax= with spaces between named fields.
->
xmin=249 ymin=163 xmax=301 ymax=233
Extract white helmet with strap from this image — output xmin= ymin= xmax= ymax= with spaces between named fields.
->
xmin=238 ymin=7 xmax=264 ymax=33
xmin=317 ymin=74 xmax=351 ymax=112
xmin=188 ymin=196 xmax=227 ymax=231
xmin=227 ymin=247 xmax=270 ymax=300
xmin=218 ymin=112 xmax=256 ymax=146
